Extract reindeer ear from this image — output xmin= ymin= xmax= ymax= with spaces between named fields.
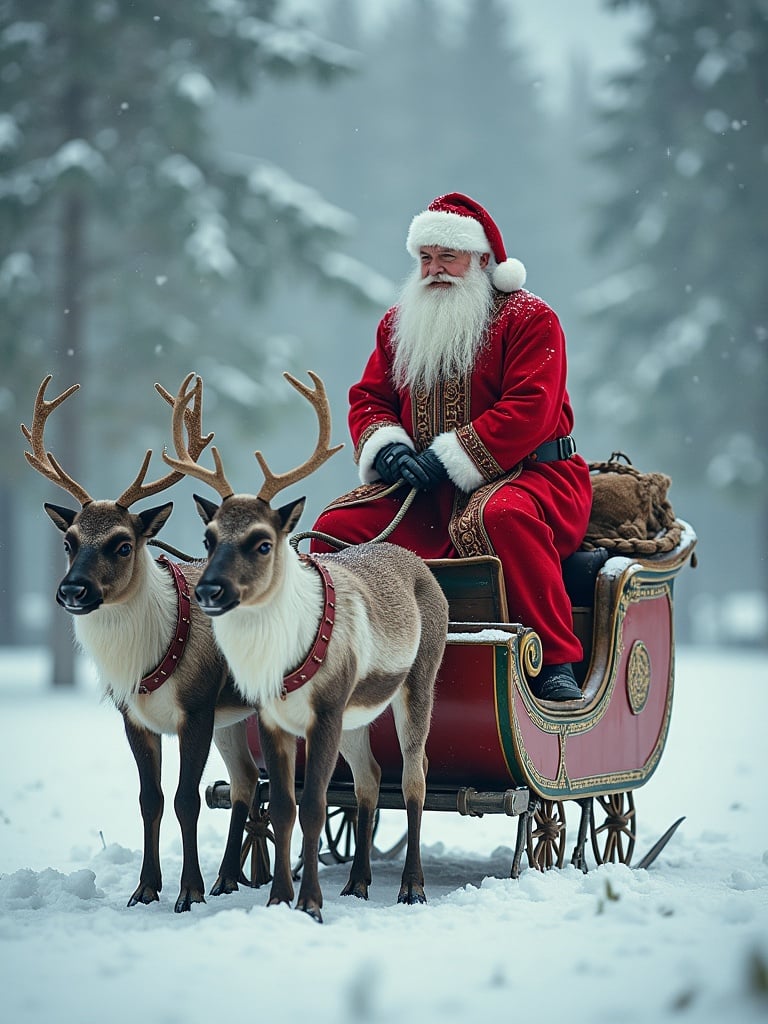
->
xmin=137 ymin=501 xmax=173 ymax=539
xmin=194 ymin=493 xmax=220 ymax=524
xmin=276 ymin=496 xmax=305 ymax=534
xmin=44 ymin=502 xmax=77 ymax=533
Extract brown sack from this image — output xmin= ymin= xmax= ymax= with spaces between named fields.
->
xmin=582 ymin=453 xmax=682 ymax=556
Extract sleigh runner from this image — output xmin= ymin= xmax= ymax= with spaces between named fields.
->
xmin=208 ymin=506 xmax=697 ymax=879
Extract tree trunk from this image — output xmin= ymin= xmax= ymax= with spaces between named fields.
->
xmin=50 ymin=188 xmax=85 ymax=687
xmin=0 ymin=483 xmax=19 ymax=645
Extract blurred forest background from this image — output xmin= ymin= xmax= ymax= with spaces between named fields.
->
xmin=1 ymin=0 xmax=766 ymax=686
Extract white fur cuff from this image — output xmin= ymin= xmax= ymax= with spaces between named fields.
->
xmin=430 ymin=432 xmax=486 ymax=492
xmin=359 ymin=423 xmax=414 ymax=484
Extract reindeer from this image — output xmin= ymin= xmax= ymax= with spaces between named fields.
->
xmin=162 ymin=371 xmax=449 ymax=922
xmin=22 ymin=375 xmax=259 ymax=913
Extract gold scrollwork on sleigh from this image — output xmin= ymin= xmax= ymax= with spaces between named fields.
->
xmin=626 ymin=640 xmax=651 ymax=715
xmin=520 ymin=629 xmax=543 ymax=682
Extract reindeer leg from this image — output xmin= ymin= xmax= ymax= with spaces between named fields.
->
xmin=391 ymin=677 xmax=433 ymax=906
xmin=122 ymin=713 xmax=164 ymax=907
xmin=338 ymin=726 xmax=381 ymax=900
xmin=296 ymin=709 xmax=344 ymax=923
xmin=210 ymin=720 xmax=260 ymax=896
xmin=173 ymin=708 xmax=216 ymax=912
xmin=257 ymin=713 xmax=297 ymax=908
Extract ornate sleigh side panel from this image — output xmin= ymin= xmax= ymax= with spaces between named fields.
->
xmin=342 ymin=522 xmax=697 ymax=803
xmin=239 ymin=523 xmax=696 ymax=808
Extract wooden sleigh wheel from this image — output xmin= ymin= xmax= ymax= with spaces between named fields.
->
xmin=240 ymin=805 xmax=275 ymax=888
xmin=527 ymin=799 xmax=567 ymax=871
xmin=324 ymin=807 xmax=366 ymax=863
xmin=320 ymin=806 xmax=384 ymax=864
xmin=590 ymin=792 xmax=636 ymax=865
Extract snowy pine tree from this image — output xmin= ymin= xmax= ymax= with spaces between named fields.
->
xmin=0 ymin=0 xmax=372 ymax=670
xmin=585 ymin=0 xmax=766 ymax=540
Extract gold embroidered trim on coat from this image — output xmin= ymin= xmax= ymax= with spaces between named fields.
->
xmin=448 ymin=465 xmax=523 ymax=557
xmin=411 ymin=374 xmax=471 ymax=449
xmin=456 ymin=423 xmax=504 ymax=481
xmin=354 ymin=419 xmax=399 ymax=464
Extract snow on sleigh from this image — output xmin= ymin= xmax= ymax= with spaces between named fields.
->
xmin=207 ymin=454 xmax=698 ymax=881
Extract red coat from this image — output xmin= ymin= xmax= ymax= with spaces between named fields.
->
xmin=313 ymin=289 xmax=593 ymax=665
xmin=351 ymin=290 xmax=584 ymax=480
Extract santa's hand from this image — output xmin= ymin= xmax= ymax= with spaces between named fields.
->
xmin=412 ymin=448 xmax=449 ymax=491
xmin=374 ymin=443 xmax=419 ymax=485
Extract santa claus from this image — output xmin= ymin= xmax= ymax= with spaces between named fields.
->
xmin=311 ymin=192 xmax=592 ymax=701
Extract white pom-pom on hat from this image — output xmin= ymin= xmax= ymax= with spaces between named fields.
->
xmin=406 ymin=192 xmax=527 ymax=293
xmin=492 ymin=257 xmax=527 ymax=292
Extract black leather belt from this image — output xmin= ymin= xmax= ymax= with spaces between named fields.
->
xmin=527 ymin=434 xmax=576 ymax=463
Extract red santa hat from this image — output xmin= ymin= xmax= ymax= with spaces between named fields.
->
xmin=405 ymin=192 xmax=527 ymax=292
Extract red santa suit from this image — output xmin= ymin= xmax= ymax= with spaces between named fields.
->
xmin=311 ymin=194 xmax=593 ymax=666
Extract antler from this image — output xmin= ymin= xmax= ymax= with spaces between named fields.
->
xmin=114 ymin=374 xmax=214 ymax=508
xmin=256 ymin=371 xmax=343 ymax=503
xmin=21 ymin=375 xmax=93 ymax=506
xmin=161 ymin=373 xmax=235 ymax=500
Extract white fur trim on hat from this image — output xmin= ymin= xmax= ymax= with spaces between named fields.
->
xmin=406 ymin=210 xmax=491 ymax=258
xmin=430 ymin=433 xmax=486 ymax=493
xmin=358 ymin=423 xmax=414 ymax=484
xmin=492 ymin=258 xmax=527 ymax=292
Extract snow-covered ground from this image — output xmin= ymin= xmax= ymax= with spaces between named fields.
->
xmin=1 ymin=644 xmax=767 ymax=1024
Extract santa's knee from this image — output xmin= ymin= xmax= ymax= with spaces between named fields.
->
xmin=481 ymin=492 xmax=544 ymax=538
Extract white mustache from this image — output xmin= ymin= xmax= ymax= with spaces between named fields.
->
xmin=420 ymin=273 xmax=455 ymax=287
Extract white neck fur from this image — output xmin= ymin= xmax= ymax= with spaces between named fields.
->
xmin=73 ymin=551 xmax=176 ymax=706
xmin=211 ymin=544 xmax=323 ymax=705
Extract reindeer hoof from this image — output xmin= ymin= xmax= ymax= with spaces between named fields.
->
xmin=174 ymin=888 xmax=206 ymax=913
xmin=209 ymin=875 xmax=239 ymax=897
xmin=397 ymin=884 xmax=426 ymax=905
xmin=128 ymin=884 xmax=160 ymax=907
xmin=340 ymin=880 xmax=369 ymax=900
xmin=296 ymin=900 xmax=323 ymax=923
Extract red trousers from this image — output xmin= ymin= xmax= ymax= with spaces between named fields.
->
xmin=311 ymin=473 xmax=589 ymax=666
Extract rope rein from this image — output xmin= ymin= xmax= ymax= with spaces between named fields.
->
xmin=147 ymin=483 xmax=419 ymax=560
xmin=289 ymin=482 xmax=418 ymax=552
xmin=149 ymin=539 xmax=200 ymax=562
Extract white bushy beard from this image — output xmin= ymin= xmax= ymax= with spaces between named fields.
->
xmin=390 ymin=256 xmax=494 ymax=390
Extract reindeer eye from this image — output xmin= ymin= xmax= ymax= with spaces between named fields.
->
xmin=116 ymin=542 xmax=133 ymax=557
xmin=257 ymin=541 xmax=272 ymax=556
xmin=63 ymin=539 xmax=72 ymax=554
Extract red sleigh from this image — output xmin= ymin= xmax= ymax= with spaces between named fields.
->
xmin=207 ymin=516 xmax=697 ymax=877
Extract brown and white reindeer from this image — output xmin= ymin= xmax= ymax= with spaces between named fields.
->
xmin=162 ymin=371 xmax=449 ymax=922
xmin=22 ymin=374 xmax=259 ymax=913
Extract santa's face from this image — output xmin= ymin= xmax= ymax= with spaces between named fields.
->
xmin=391 ymin=251 xmax=495 ymax=390
xmin=419 ymin=246 xmax=489 ymax=286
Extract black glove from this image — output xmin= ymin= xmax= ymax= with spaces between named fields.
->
xmin=413 ymin=448 xmax=449 ymax=491
xmin=373 ymin=443 xmax=417 ymax=485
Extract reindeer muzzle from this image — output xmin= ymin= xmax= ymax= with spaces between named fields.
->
xmin=56 ymin=581 xmax=104 ymax=615
xmin=194 ymin=580 xmax=240 ymax=616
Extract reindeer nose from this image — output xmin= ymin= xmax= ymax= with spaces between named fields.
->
xmin=195 ymin=580 xmax=238 ymax=615
xmin=57 ymin=580 xmax=102 ymax=614
xmin=58 ymin=582 xmax=88 ymax=603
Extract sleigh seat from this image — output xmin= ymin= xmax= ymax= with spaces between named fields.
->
xmin=425 ymin=547 xmax=610 ymax=684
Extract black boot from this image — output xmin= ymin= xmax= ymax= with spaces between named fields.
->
xmin=531 ymin=663 xmax=583 ymax=702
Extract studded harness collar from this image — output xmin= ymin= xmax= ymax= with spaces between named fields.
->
xmin=281 ymin=555 xmax=336 ymax=699
xmin=138 ymin=556 xmax=192 ymax=695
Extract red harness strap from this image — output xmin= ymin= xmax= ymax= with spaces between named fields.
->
xmin=138 ymin=556 xmax=192 ymax=695
xmin=281 ymin=556 xmax=336 ymax=699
